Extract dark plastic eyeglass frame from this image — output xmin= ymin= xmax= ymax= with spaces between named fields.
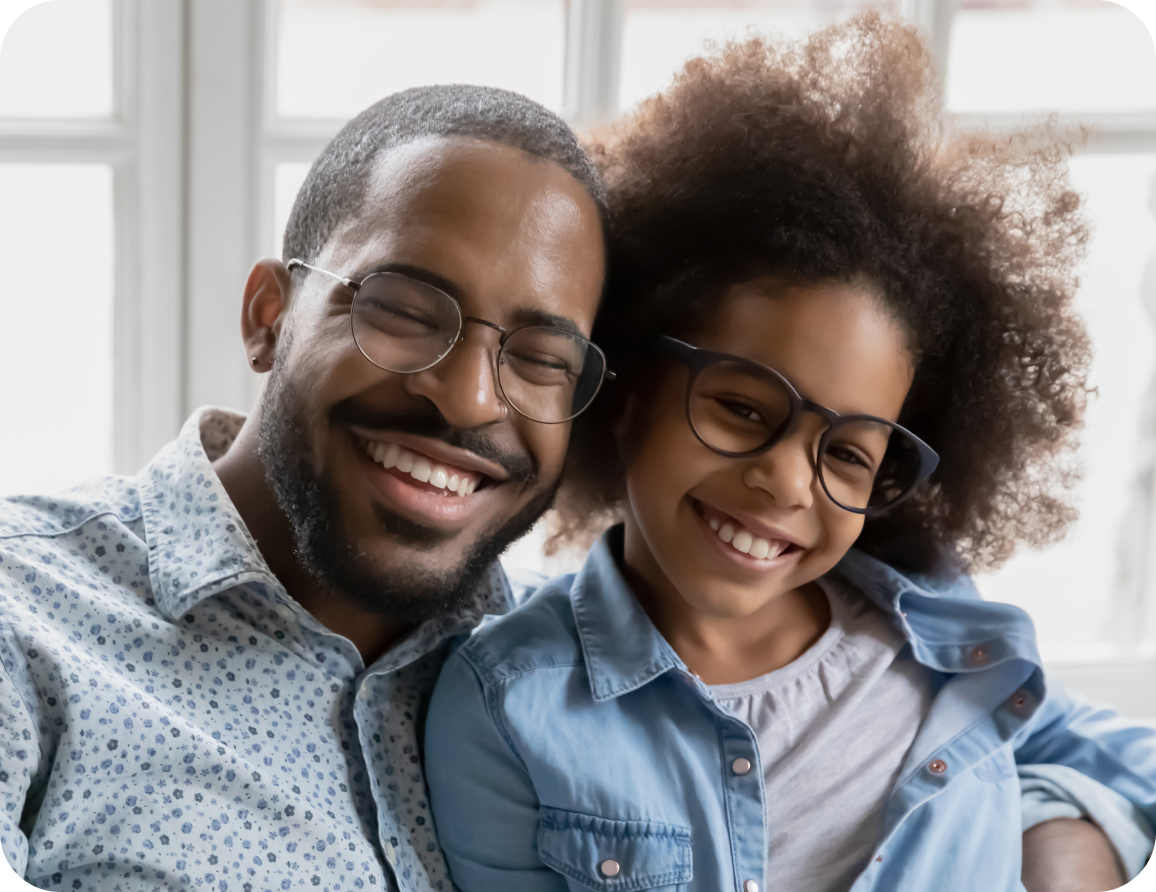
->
xmin=287 ymin=258 xmax=614 ymax=424
xmin=654 ymin=335 xmax=939 ymax=515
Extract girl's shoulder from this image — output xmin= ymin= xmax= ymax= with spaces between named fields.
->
xmin=461 ymin=570 xmax=587 ymax=682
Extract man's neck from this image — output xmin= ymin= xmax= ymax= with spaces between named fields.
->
xmin=211 ymin=415 xmax=411 ymax=665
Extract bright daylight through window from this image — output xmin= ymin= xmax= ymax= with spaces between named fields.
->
xmin=2 ymin=0 xmax=1156 ymax=713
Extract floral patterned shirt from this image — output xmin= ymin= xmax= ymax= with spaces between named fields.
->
xmin=0 ymin=408 xmax=514 ymax=892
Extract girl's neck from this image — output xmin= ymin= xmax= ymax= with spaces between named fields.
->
xmin=618 ymin=547 xmax=832 ymax=686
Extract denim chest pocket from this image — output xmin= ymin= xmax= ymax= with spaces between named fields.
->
xmin=537 ymin=806 xmax=693 ymax=891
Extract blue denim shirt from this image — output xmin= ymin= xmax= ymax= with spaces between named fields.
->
xmin=426 ymin=526 xmax=1156 ymax=892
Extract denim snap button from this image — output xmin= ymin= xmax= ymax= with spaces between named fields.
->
xmin=599 ymin=859 xmax=620 ymax=878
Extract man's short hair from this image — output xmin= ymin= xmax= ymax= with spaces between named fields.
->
xmin=283 ymin=84 xmax=607 ymax=265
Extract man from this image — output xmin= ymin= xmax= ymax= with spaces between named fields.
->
xmin=0 ymin=85 xmax=605 ymax=892
xmin=0 ymin=83 xmax=1141 ymax=892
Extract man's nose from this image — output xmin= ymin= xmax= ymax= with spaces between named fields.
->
xmin=743 ymin=427 xmax=817 ymax=509
xmin=401 ymin=329 xmax=507 ymax=429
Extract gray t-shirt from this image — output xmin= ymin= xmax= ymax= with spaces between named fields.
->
xmin=709 ymin=577 xmax=936 ymax=892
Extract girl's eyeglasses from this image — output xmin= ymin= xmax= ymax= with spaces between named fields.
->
xmin=288 ymin=259 xmax=613 ymax=424
xmin=654 ymin=335 xmax=939 ymax=516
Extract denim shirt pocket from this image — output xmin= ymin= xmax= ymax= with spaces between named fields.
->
xmin=537 ymin=806 xmax=693 ymax=891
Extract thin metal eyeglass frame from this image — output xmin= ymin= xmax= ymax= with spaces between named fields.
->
xmin=654 ymin=335 xmax=939 ymax=515
xmin=287 ymin=259 xmax=614 ymax=424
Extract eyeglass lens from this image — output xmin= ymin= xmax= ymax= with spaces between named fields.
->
xmin=687 ymin=361 xmax=924 ymax=511
xmin=351 ymin=272 xmax=605 ymax=423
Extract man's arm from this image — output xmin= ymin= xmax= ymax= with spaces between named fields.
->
xmin=1014 ymin=680 xmax=1156 ymax=887
xmin=1022 ymin=818 xmax=1126 ymax=892
xmin=0 ymin=655 xmax=38 ymax=878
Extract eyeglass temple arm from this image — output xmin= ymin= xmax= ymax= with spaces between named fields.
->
xmin=286 ymin=258 xmax=357 ymax=290
xmin=653 ymin=335 xmax=697 ymax=364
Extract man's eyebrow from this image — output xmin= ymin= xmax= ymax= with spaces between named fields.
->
xmin=352 ymin=262 xmax=588 ymax=337
xmin=352 ymin=262 xmax=462 ymax=298
xmin=505 ymin=308 xmax=585 ymax=338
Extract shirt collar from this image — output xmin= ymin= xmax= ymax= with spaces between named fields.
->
xmin=137 ymin=407 xmax=278 ymax=621
xmin=569 ymin=525 xmax=1044 ymax=699
xmin=831 ymin=547 xmax=1043 ymax=674
xmin=137 ymin=407 xmax=517 ymax=630
xmin=569 ymin=526 xmax=685 ymax=702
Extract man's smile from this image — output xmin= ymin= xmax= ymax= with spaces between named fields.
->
xmin=348 ymin=426 xmax=519 ymax=527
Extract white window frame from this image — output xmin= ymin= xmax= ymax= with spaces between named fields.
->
xmin=156 ymin=0 xmax=1156 ymax=716
xmin=28 ymin=0 xmax=1148 ymax=713
xmin=0 ymin=0 xmax=185 ymax=475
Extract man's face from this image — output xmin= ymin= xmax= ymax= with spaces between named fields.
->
xmin=259 ymin=137 xmax=605 ymax=620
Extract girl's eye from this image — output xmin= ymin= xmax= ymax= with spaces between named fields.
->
xmin=718 ymin=399 xmax=765 ymax=424
xmin=825 ymin=443 xmax=873 ymax=470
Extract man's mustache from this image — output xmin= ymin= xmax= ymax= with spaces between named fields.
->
xmin=329 ymin=400 xmax=537 ymax=484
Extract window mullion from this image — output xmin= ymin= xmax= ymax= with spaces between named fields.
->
xmin=564 ymin=0 xmax=623 ymax=128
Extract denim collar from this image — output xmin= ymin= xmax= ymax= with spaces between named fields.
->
xmin=569 ymin=525 xmax=1044 ymax=701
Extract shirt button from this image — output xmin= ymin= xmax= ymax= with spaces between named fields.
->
xmin=732 ymin=757 xmax=752 ymax=776
xmin=969 ymin=646 xmax=987 ymax=665
xmin=599 ymin=859 xmax=620 ymax=877
xmin=356 ymin=685 xmax=370 ymax=702
xmin=744 ymin=880 xmax=760 ymax=892
xmin=928 ymin=759 xmax=947 ymax=774
xmin=275 ymin=604 xmax=295 ymax=619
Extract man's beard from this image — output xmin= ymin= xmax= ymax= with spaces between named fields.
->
xmin=256 ymin=348 xmax=559 ymax=625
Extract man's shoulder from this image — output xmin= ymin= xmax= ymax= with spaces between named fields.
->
xmin=0 ymin=476 xmax=152 ymax=631
xmin=461 ymin=573 xmax=585 ymax=682
xmin=0 ymin=475 xmax=143 ymax=542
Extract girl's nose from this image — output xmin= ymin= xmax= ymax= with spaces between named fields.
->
xmin=742 ymin=427 xmax=817 ymax=510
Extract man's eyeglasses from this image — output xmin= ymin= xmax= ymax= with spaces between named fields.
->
xmin=654 ymin=336 xmax=939 ymax=515
xmin=288 ymin=259 xmax=613 ymax=424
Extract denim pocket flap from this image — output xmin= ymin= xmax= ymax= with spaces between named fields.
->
xmin=537 ymin=807 xmax=693 ymax=891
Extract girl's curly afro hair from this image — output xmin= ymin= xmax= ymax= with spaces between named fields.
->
xmin=555 ymin=10 xmax=1091 ymax=577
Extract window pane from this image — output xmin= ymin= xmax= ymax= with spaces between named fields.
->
xmin=0 ymin=0 xmax=114 ymax=118
xmin=619 ymin=0 xmax=866 ymax=113
xmin=274 ymin=161 xmax=313 ymax=258
xmin=946 ymin=1 xmax=1156 ymax=114
xmin=975 ymin=154 xmax=1156 ymax=659
xmin=276 ymin=0 xmax=566 ymax=119
xmin=0 ymin=164 xmax=115 ymax=497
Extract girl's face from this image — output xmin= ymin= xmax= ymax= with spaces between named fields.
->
xmin=620 ymin=277 xmax=915 ymax=620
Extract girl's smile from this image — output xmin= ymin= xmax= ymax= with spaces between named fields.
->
xmin=620 ymin=276 xmax=916 ymax=683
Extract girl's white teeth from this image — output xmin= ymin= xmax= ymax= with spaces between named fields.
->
xmin=363 ymin=440 xmax=478 ymax=495
xmin=711 ymin=513 xmax=785 ymax=560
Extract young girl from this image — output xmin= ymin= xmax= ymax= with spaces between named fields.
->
xmin=425 ymin=14 xmax=1156 ymax=892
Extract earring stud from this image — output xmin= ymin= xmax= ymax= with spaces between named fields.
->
xmin=250 ymin=356 xmax=260 ymax=366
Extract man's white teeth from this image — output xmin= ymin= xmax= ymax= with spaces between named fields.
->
xmin=712 ymin=515 xmax=784 ymax=560
xmin=363 ymin=440 xmax=479 ymax=495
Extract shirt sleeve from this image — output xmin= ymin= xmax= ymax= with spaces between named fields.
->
xmin=0 ymin=654 xmax=37 ymax=879
xmin=1014 ymin=676 xmax=1156 ymax=878
xmin=424 ymin=649 xmax=565 ymax=892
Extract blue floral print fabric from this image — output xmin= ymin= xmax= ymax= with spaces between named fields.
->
xmin=0 ymin=408 xmax=514 ymax=892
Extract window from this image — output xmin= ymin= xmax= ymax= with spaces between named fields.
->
xmin=5 ymin=0 xmax=1156 ymax=712
xmin=0 ymin=0 xmax=183 ymax=496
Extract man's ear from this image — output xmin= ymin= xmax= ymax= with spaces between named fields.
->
xmin=242 ymin=259 xmax=293 ymax=373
